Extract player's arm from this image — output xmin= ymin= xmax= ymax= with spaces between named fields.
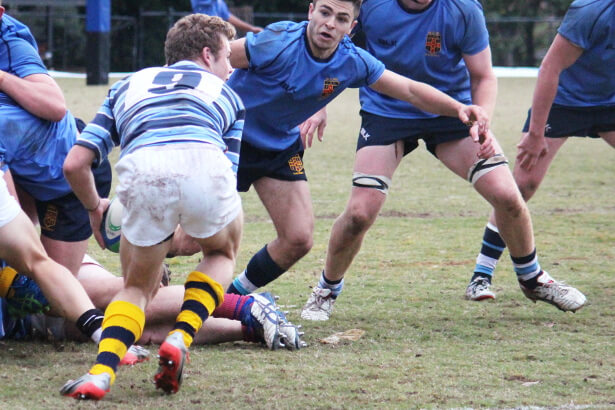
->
xmin=369 ymin=70 xmax=489 ymax=141
xmin=228 ymin=14 xmax=262 ymax=34
xmin=63 ymin=86 xmax=118 ymax=249
xmin=527 ymin=34 xmax=582 ymax=139
xmin=230 ymin=38 xmax=249 ymax=69
xmin=463 ymin=46 xmax=498 ymax=157
xmin=63 ymin=145 xmax=108 ymax=249
xmin=464 ymin=46 xmax=497 ymax=122
xmin=0 ymin=71 xmax=66 ymax=122
xmin=517 ymin=34 xmax=583 ymax=170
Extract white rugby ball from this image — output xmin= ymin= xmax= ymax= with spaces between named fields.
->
xmin=101 ymin=197 xmax=123 ymax=253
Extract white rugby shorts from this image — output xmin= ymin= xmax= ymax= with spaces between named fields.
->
xmin=115 ymin=143 xmax=241 ymax=247
xmin=0 ymin=170 xmax=22 ymax=228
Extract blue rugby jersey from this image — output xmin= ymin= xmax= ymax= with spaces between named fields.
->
xmin=357 ymin=0 xmax=489 ymax=119
xmin=190 ymin=0 xmax=231 ymax=20
xmin=554 ymin=0 xmax=615 ymax=107
xmin=0 ymin=14 xmax=78 ymax=200
xmin=227 ymin=21 xmax=385 ymax=151
xmin=76 ymin=61 xmax=245 ymax=172
xmin=0 ymin=14 xmax=46 ymax=98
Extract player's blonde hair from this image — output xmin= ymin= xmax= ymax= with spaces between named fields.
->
xmin=165 ymin=14 xmax=235 ymax=66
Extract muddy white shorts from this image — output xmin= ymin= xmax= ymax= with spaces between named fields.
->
xmin=115 ymin=143 xmax=241 ymax=247
xmin=0 ymin=171 xmax=21 ymax=228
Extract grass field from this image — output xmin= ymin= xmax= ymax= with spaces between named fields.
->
xmin=1 ymin=77 xmax=614 ymax=409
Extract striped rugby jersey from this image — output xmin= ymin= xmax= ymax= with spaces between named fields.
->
xmin=77 ymin=60 xmax=245 ymax=172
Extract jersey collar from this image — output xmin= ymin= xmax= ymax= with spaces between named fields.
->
xmin=396 ymin=0 xmax=437 ymax=15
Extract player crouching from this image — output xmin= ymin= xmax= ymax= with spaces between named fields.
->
xmin=60 ymin=14 xmax=245 ymax=400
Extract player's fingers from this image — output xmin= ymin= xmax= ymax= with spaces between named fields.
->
xmin=299 ymin=122 xmax=308 ymax=138
xmin=525 ymin=156 xmax=536 ymax=172
xmin=306 ymin=131 xmax=314 ymax=148
xmin=468 ymin=123 xmax=479 ymax=142
xmin=300 ymin=133 xmax=307 ymax=148
xmin=317 ymin=123 xmax=325 ymax=142
xmin=93 ymin=228 xmax=106 ymax=250
xmin=540 ymin=147 xmax=549 ymax=158
xmin=307 ymin=122 xmax=320 ymax=147
xmin=100 ymin=197 xmax=111 ymax=213
xmin=485 ymin=144 xmax=496 ymax=158
xmin=517 ymin=151 xmax=532 ymax=171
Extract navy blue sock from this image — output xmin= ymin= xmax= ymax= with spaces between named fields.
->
xmin=76 ymin=308 xmax=104 ymax=339
xmin=227 ymin=245 xmax=285 ymax=294
xmin=474 ymin=224 xmax=506 ymax=281
xmin=511 ymin=248 xmax=542 ymax=286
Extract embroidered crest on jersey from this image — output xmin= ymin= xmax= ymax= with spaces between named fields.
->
xmin=425 ymin=32 xmax=441 ymax=56
xmin=42 ymin=204 xmax=58 ymax=232
xmin=321 ymin=78 xmax=340 ymax=99
xmin=288 ymin=154 xmax=305 ymax=175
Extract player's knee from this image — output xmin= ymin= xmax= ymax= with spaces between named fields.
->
xmin=345 ymin=201 xmax=378 ymax=235
xmin=282 ymin=229 xmax=313 ymax=258
xmin=494 ymin=190 xmax=527 ymax=219
xmin=515 ymin=175 xmax=540 ymax=202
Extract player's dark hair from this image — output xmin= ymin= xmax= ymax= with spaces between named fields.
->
xmin=313 ymin=0 xmax=363 ymax=17
xmin=165 ymin=14 xmax=236 ymax=66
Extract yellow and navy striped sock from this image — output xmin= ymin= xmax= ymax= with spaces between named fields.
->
xmin=172 ymin=271 xmax=224 ymax=348
xmin=89 ymin=300 xmax=145 ymax=385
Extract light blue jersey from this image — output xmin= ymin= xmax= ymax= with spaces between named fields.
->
xmin=0 ymin=14 xmax=78 ymax=201
xmin=77 ymin=61 xmax=245 ymax=172
xmin=190 ymin=0 xmax=231 ymax=20
xmin=357 ymin=0 xmax=489 ymax=119
xmin=554 ymin=0 xmax=615 ymax=107
xmin=227 ymin=21 xmax=386 ymax=151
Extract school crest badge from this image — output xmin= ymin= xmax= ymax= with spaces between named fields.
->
xmin=425 ymin=32 xmax=441 ymax=56
xmin=321 ymin=78 xmax=340 ymax=99
xmin=42 ymin=204 xmax=58 ymax=232
xmin=288 ymin=154 xmax=305 ymax=175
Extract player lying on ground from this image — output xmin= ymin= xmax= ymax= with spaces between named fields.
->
xmin=1 ymin=255 xmax=302 ymax=352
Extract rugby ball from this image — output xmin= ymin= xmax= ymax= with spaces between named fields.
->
xmin=101 ymin=197 xmax=123 ymax=253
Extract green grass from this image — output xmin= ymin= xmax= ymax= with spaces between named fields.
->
xmin=0 ymin=78 xmax=614 ymax=408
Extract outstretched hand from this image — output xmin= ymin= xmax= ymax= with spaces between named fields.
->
xmin=300 ymin=108 xmax=327 ymax=148
xmin=89 ymin=197 xmax=111 ymax=250
xmin=516 ymin=131 xmax=548 ymax=171
xmin=459 ymin=104 xmax=489 ymax=137
xmin=459 ymin=104 xmax=494 ymax=158
xmin=475 ymin=129 xmax=496 ymax=159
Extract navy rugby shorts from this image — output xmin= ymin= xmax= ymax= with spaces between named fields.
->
xmin=523 ymin=104 xmax=615 ymax=138
xmin=35 ymin=159 xmax=112 ymax=242
xmin=357 ymin=111 xmax=471 ymax=157
xmin=237 ymin=138 xmax=307 ymax=192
